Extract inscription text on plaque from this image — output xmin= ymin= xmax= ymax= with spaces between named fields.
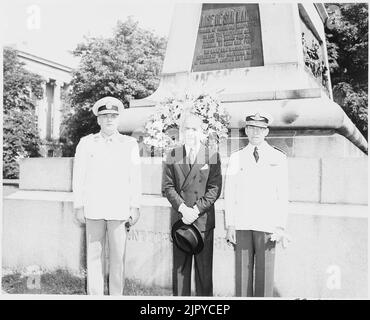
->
xmin=192 ymin=3 xmax=264 ymax=72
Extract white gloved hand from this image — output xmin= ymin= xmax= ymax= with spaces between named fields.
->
xmin=179 ymin=204 xmax=199 ymax=224
xmin=270 ymin=227 xmax=292 ymax=249
xmin=129 ymin=207 xmax=140 ymax=226
xmin=181 ymin=216 xmax=192 ymax=225
xmin=74 ymin=207 xmax=85 ymax=225
xmin=225 ymin=226 xmax=236 ymax=246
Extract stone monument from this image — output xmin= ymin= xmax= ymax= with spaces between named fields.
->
xmin=119 ymin=2 xmax=367 ymax=157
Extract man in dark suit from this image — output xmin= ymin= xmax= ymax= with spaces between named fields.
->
xmin=162 ymin=110 xmax=222 ymax=296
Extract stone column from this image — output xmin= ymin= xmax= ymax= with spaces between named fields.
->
xmin=37 ymin=80 xmax=48 ymax=141
xmin=51 ymin=80 xmax=62 ymax=140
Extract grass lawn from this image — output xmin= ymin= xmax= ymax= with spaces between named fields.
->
xmin=2 ymin=269 xmax=172 ymax=296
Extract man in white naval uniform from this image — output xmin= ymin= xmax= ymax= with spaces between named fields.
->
xmin=72 ymin=96 xmax=141 ymax=295
xmin=224 ymin=112 xmax=289 ymax=297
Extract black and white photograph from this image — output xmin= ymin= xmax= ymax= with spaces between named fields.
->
xmin=1 ymin=0 xmax=368 ymax=302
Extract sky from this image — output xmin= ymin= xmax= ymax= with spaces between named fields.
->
xmin=2 ymin=0 xmax=360 ymax=68
xmin=1 ymin=0 xmax=176 ymax=67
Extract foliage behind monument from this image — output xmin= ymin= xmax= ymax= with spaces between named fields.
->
xmin=3 ymin=47 xmax=43 ymax=179
xmin=325 ymin=3 xmax=368 ymax=139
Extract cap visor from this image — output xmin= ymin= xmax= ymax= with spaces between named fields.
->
xmin=245 ymin=121 xmax=268 ymax=128
xmin=97 ymin=110 xmax=119 ymax=115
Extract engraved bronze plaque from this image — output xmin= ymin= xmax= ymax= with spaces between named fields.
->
xmin=192 ymin=3 xmax=264 ymax=72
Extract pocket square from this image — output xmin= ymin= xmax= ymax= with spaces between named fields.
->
xmin=200 ymin=164 xmax=209 ymax=170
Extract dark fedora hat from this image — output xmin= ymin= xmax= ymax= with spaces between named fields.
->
xmin=171 ymin=220 xmax=204 ymax=254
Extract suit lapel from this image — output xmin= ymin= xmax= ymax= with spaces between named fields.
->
xmin=181 ymin=145 xmax=207 ymax=191
xmin=174 ymin=145 xmax=191 ymax=190
xmin=179 ymin=161 xmax=191 ymax=182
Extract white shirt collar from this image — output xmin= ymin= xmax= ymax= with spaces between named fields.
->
xmin=184 ymin=143 xmax=200 ymax=156
xmin=96 ymin=130 xmax=120 ymax=142
xmin=245 ymin=140 xmax=269 ymax=152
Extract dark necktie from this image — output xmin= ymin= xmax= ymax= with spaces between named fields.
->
xmin=253 ymin=146 xmax=259 ymax=163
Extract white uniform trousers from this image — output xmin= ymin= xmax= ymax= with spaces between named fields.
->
xmin=86 ymin=219 xmax=128 ymax=295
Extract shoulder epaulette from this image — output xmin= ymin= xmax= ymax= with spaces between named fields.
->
xmin=230 ymin=146 xmax=246 ymax=156
xmin=272 ymin=146 xmax=287 ymax=155
xmin=117 ymin=134 xmax=128 ymax=142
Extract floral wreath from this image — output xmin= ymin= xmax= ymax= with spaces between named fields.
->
xmin=143 ymin=92 xmax=230 ymax=150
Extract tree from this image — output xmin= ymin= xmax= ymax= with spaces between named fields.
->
xmin=3 ymin=47 xmax=44 ymax=179
xmin=325 ymin=3 xmax=368 ymax=139
xmin=61 ymin=18 xmax=167 ymax=155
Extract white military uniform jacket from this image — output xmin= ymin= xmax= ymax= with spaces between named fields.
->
xmin=72 ymin=131 xmax=142 ymax=220
xmin=224 ymin=141 xmax=289 ymax=233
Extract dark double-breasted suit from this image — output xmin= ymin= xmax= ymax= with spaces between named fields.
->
xmin=162 ymin=144 xmax=222 ymax=296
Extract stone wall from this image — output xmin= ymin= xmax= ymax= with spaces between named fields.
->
xmin=2 ymin=156 xmax=368 ymax=298
xmin=15 ymin=155 xmax=368 ymax=205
